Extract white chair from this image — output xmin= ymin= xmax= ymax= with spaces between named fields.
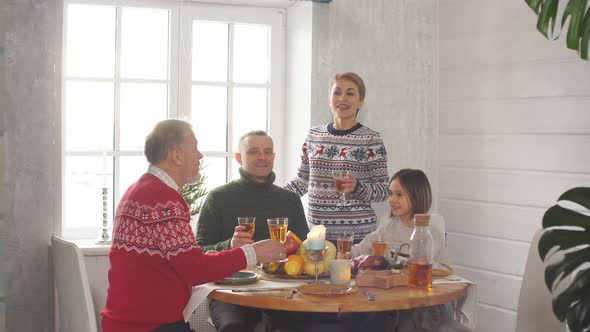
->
xmin=515 ymin=229 xmax=565 ymax=332
xmin=52 ymin=236 xmax=98 ymax=332
xmin=430 ymin=213 xmax=446 ymax=245
xmin=187 ymin=300 xmax=216 ymax=332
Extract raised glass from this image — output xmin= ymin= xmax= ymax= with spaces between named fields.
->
xmin=267 ymin=218 xmax=288 ymax=262
xmin=332 ymin=170 xmax=351 ymax=206
xmin=237 ymin=217 xmax=256 ymax=239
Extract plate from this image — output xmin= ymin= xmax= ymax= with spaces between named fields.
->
xmin=261 ymin=271 xmax=330 ymax=281
xmin=297 ymin=283 xmax=358 ymax=296
xmin=400 ymin=267 xmax=454 ymax=277
xmin=432 ymin=268 xmax=453 ymax=277
xmin=214 ymin=271 xmax=260 ymax=285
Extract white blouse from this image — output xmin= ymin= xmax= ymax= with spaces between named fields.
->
xmin=351 ymin=215 xmax=452 ymax=270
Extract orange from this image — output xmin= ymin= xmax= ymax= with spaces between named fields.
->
xmin=265 ymin=261 xmax=281 ymax=273
xmin=287 ymin=254 xmax=304 ymax=266
xmin=284 ymin=260 xmax=303 ymax=276
xmin=286 ymin=231 xmax=303 ymax=246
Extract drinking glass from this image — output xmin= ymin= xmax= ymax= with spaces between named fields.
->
xmin=332 ymin=170 xmax=351 ymax=206
xmin=372 ymin=240 xmax=388 ymax=257
xmin=337 ymin=231 xmax=354 ymax=259
xmin=267 ymin=217 xmax=288 ymax=262
xmin=237 ymin=217 xmax=256 ymax=239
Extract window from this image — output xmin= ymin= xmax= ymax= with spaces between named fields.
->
xmin=62 ymin=1 xmax=284 ymax=239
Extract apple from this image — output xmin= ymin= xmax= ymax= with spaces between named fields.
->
xmin=284 ymin=236 xmax=299 ymax=255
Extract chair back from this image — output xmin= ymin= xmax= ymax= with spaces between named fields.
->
xmin=52 ymin=236 xmax=98 ymax=332
xmin=429 ymin=213 xmax=446 ymax=245
xmin=515 ymin=229 xmax=565 ymax=332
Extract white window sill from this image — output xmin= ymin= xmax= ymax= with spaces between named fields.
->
xmin=71 ymin=239 xmax=111 ymax=256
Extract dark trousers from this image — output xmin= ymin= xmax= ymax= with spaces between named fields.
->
xmin=150 ymin=321 xmax=194 ymax=332
xmin=209 ymin=299 xmax=262 ymax=332
xmin=262 ymin=311 xmax=396 ymax=332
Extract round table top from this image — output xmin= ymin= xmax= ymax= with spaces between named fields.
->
xmin=208 ymin=282 xmax=468 ymax=313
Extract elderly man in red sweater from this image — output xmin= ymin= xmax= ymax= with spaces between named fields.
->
xmin=101 ymin=119 xmax=285 ymax=332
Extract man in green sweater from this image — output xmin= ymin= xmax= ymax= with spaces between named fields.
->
xmin=196 ymin=130 xmax=309 ymax=332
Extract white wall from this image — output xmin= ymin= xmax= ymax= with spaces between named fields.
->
xmin=438 ymin=1 xmax=590 ymax=331
xmin=283 ymin=2 xmax=313 ymax=185
xmin=307 ymin=0 xmax=437 ymax=217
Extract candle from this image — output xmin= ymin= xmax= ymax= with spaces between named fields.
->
xmin=306 ymin=225 xmax=326 ymax=250
xmin=329 ymin=259 xmax=351 ymax=286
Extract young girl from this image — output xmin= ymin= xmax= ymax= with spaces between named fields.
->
xmin=351 ymin=169 xmax=460 ymax=332
xmin=351 ymin=168 xmax=451 ymax=270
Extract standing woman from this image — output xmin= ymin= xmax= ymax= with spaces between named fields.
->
xmin=285 ymin=72 xmax=389 ymax=243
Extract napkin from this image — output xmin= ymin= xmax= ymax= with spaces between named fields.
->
xmin=183 ymin=279 xmax=307 ymax=321
xmin=433 ymin=275 xmax=477 ymax=331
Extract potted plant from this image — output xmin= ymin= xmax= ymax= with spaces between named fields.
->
xmin=525 ymin=0 xmax=590 ymax=60
xmin=539 ymin=188 xmax=590 ymax=332
xmin=180 ymin=172 xmax=208 ymax=217
xmin=525 ymin=2 xmax=590 ymax=331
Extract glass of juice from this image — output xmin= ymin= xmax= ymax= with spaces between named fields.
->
xmin=332 ymin=170 xmax=351 ymax=206
xmin=267 ymin=217 xmax=288 ymax=261
xmin=337 ymin=231 xmax=354 ymax=259
xmin=372 ymin=240 xmax=388 ymax=257
xmin=237 ymin=217 xmax=256 ymax=239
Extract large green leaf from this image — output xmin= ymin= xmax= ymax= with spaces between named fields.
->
xmin=545 ymin=246 xmax=590 ymax=291
xmin=558 ymin=187 xmax=590 ymax=210
xmin=552 ymin=268 xmax=590 ymax=321
xmin=581 ymin=8 xmax=590 ymax=58
xmin=539 ymin=187 xmax=590 ymax=331
xmin=525 ymin=0 xmax=590 ymax=60
xmin=543 ymin=204 xmax=590 ymax=229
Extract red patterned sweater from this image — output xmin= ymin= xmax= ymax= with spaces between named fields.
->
xmin=101 ymin=173 xmax=247 ymax=332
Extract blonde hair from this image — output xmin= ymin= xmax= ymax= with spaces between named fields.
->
xmin=391 ymin=169 xmax=432 ymax=215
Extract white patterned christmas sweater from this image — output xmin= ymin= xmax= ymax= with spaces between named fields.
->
xmin=285 ymin=122 xmax=389 ymax=241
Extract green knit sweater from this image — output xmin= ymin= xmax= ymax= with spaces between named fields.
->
xmin=196 ymin=168 xmax=309 ymax=252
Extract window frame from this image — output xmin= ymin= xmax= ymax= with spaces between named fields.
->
xmin=60 ymin=0 xmax=285 ymax=240
xmin=179 ymin=5 xmax=285 ymax=185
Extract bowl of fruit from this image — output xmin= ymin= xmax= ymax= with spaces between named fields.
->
xmin=260 ymin=231 xmax=337 ymax=279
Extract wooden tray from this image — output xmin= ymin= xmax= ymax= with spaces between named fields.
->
xmin=297 ymin=283 xmax=358 ymax=296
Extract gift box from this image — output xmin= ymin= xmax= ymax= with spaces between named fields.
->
xmin=355 ymin=269 xmax=408 ymax=288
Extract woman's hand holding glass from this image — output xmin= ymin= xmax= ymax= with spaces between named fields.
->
xmin=332 ymin=170 xmax=356 ymax=206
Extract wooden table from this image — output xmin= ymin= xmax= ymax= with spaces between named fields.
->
xmin=208 ymin=282 xmax=468 ymax=313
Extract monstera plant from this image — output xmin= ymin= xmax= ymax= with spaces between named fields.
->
xmin=539 ymin=188 xmax=590 ymax=332
xmin=525 ymin=1 xmax=590 ymax=331
xmin=525 ymin=0 xmax=590 ymax=60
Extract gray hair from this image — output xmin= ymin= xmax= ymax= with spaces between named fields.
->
xmin=144 ymin=119 xmax=193 ymax=164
